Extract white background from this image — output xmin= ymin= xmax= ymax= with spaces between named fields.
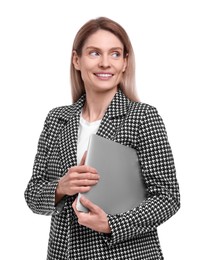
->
xmin=0 ymin=0 xmax=207 ymax=259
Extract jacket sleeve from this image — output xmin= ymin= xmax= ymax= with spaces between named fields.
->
xmin=103 ymin=106 xmax=180 ymax=246
xmin=24 ymin=111 xmax=70 ymax=216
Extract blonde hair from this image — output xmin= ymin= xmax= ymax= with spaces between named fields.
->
xmin=70 ymin=17 xmax=139 ymax=103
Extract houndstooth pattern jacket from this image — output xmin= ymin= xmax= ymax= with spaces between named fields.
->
xmin=25 ymin=89 xmax=180 ymax=260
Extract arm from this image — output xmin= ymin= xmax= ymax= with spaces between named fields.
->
xmin=24 ymin=111 xmax=63 ymax=216
xmin=103 ymin=106 xmax=180 ymax=246
xmin=24 ymin=112 xmax=100 ymax=216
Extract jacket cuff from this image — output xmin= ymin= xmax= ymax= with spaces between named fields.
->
xmin=42 ymin=180 xmax=60 ymax=215
xmin=55 ymin=195 xmax=68 ymax=214
xmin=100 ymin=213 xmax=137 ymax=247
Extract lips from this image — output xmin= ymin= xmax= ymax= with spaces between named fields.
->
xmin=94 ymin=73 xmax=113 ymax=79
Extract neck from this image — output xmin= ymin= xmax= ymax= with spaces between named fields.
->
xmin=82 ymin=88 xmax=118 ymax=122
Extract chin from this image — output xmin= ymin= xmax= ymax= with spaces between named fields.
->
xmin=94 ymin=85 xmax=118 ymax=93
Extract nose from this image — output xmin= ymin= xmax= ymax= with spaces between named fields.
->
xmin=99 ymin=54 xmax=110 ymax=68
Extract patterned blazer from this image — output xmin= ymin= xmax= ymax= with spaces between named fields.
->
xmin=25 ymin=89 xmax=180 ymax=260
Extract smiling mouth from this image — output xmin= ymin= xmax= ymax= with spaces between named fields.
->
xmin=94 ymin=73 xmax=114 ymax=79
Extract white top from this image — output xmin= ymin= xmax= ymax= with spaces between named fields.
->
xmin=77 ymin=113 xmax=101 ymax=165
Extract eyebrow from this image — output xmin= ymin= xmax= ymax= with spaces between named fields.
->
xmin=85 ymin=46 xmax=124 ymax=52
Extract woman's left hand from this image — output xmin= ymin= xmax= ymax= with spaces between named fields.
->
xmin=72 ymin=196 xmax=111 ymax=234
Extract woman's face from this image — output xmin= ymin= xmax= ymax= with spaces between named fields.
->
xmin=73 ymin=29 xmax=127 ymax=94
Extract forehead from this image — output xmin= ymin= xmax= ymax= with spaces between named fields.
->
xmin=83 ymin=29 xmax=124 ymax=50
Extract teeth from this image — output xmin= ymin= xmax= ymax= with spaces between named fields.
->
xmin=96 ymin=73 xmax=112 ymax=77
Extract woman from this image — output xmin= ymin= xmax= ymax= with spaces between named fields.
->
xmin=25 ymin=17 xmax=180 ymax=259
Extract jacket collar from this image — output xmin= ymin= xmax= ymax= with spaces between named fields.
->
xmin=59 ymin=89 xmax=130 ymax=121
xmin=58 ymin=89 xmax=131 ymax=170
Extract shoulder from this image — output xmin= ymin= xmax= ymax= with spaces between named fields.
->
xmin=126 ymin=100 xmax=166 ymax=132
xmin=129 ymin=101 xmax=155 ymax=111
xmin=128 ymin=100 xmax=159 ymax=120
xmin=45 ymin=94 xmax=85 ymax=122
xmin=45 ymin=104 xmax=76 ymax=123
xmin=40 ymin=105 xmax=75 ymax=138
xmin=47 ymin=105 xmax=70 ymax=118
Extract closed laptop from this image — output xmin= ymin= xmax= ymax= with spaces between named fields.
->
xmin=76 ymin=134 xmax=146 ymax=215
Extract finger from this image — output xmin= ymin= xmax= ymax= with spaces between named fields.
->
xmin=72 ymin=198 xmax=78 ymax=214
xmin=68 ymin=168 xmax=100 ymax=180
xmin=69 ymin=165 xmax=98 ymax=174
xmin=80 ymin=151 xmax=87 ymax=165
xmin=75 ymin=172 xmax=100 ymax=181
xmin=80 ymin=196 xmax=99 ymax=213
xmin=65 ymin=172 xmax=99 ymax=184
xmin=76 ymin=179 xmax=99 ymax=187
xmin=72 ymin=198 xmax=88 ymax=216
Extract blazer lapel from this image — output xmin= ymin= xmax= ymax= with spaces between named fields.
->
xmin=58 ymin=95 xmax=85 ymax=172
xmin=58 ymin=89 xmax=130 ymax=172
xmin=97 ymin=89 xmax=130 ymax=142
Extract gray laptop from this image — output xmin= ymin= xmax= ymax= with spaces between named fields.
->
xmin=76 ymin=134 xmax=146 ymax=215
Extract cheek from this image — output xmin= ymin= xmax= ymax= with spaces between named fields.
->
xmin=114 ymin=61 xmax=126 ymax=73
xmin=117 ymin=66 xmax=125 ymax=77
xmin=80 ymin=61 xmax=95 ymax=74
xmin=79 ymin=67 xmax=93 ymax=82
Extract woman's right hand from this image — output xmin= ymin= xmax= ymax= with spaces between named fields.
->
xmin=55 ymin=152 xmax=100 ymax=203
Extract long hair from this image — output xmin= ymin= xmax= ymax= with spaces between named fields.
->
xmin=70 ymin=17 xmax=139 ymax=103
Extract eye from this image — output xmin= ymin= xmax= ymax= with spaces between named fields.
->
xmin=111 ymin=52 xmax=121 ymax=58
xmin=89 ymin=51 xmax=100 ymax=57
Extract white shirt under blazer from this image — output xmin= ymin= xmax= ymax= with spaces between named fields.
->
xmin=77 ymin=112 xmax=101 ymax=165
xmin=25 ymin=89 xmax=180 ymax=260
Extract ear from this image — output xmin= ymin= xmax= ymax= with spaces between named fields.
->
xmin=72 ymin=50 xmax=81 ymax=70
xmin=122 ymin=54 xmax=128 ymax=72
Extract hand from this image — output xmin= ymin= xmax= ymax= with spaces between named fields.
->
xmin=72 ymin=196 xmax=111 ymax=234
xmin=55 ymin=152 xmax=100 ymax=203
